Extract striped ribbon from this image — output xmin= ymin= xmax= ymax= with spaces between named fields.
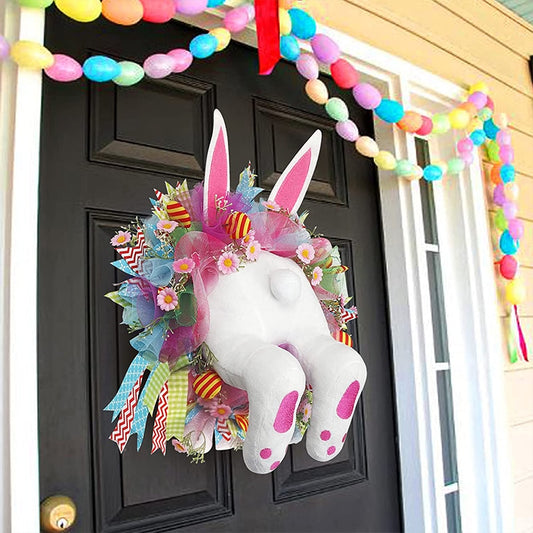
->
xmin=130 ymin=369 xmax=158 ymax=450
xmin=143 ymin=362 xmax=170 ymax=415
xmin=166 ymin=370 xmax=189 ymax=441
xmin=151 ymin=381 xmax=169 ymax=455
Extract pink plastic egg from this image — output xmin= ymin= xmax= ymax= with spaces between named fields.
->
xmin=416 ymin=116 xmax=433 ymax=136
xmin=352 ymin=82 xmax=382 ymax=110
xmin=499 ymin=144 xmax=514 ymax=164
xmin=224 ymin=6 xmax=249 ymax=32
xmin=0 ymin=35 xmax=9 ymax=60
xmin=467 ymin=91 xmax=487 ymax=110
xmin=496 ymin=129 xmax=511 ymax=146
xmin=174 ymin=0 xmax=207 ymax=15
xmin=311 ymin=34 xmax=340 ymax=64
xmin=500 ymin=255 xmax=518 ymax=280
xmin=167 ymin=48 xmax=193 ymax=72
xmin=140 ymin=0 xmax=175 ymax=22
xmin=485 ymin=96 xmax=495 ymax=111
xmin=336 ymin=120 xmax=359 ymax=142
xmin=505 ymin=182 xmax=519 ymax=202
xmin=143 ymin=53 xmax=176 ymax=78
xmin=457 ymin=137 xmax=474 ymax=153
xmin=330 ymin=58 xmax=358 ymax=89
xmin=503 ymin=201 xmax=518 ymax=220
xmin=296 ymin=54 xmax=319 ymax=80
xmin=460 ymin=151 xmax=474 ymax=165
xmin=508 ymin=218 xmax=524 ymax=240
xmin=44 ymin=54 xmax=83 ymax=82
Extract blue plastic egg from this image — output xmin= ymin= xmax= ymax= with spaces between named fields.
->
xmin=280 ymin=35 xmax=300 ymax=61
xmin=469 ymin=129 xmax=486 ymax=146
xmin=423 ymin=165 xmax=443 ymax=182
xmin=189 ymin=34 xmax=218 ymax=59
xmin=500 ymin=230 xmax=519 ymax=255
xmin=83 ymin=56 xmax=121 ymax=82
xmin=207 ymin=0 xmax=225 ymax=6
xmin=500 ymin=164 xmax=515 ymax=184
xmin=375 ymin=99 xmax=405 ymax=123
xmin=483 ymin=118 xmax=499 ymax=140
xmin=288 ymin=8 xmax=317 ymax=39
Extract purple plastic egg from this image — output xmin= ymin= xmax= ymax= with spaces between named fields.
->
xmin=468 ymin=91 xmax=487 ymax=110
xmin=496 ymin=129 xmax=511 ymax=146
xmin=0 ymin=35 xmax=9 ymax=60
xmin=336 ymin=120 xmax=359 ymax=142
xmin=174 ymin=0 xmax=208 ymax=15
xmin=352 ymin=82 xmax=382 ymax=110
xmin=503 ymin=201 xmax=518 ymax=220
xmin=143 ymin=54 xmax=177 ymax=79
xmin=493 ymin=183 xmax=505 ymax=206
xmin=499 ymin=144 xmax=514 ymax=164
xmin=296 ymin=54 xmax=319 ymax=80
xmin=44 ymin=54 xmax=83 ymax=82
xmin=457 ymin=137 xmax=474 ymax=153
xmin=311 ymin=34 xmax=340 ymax=64
xmin=167 ymin=48 xmax=193 ymax=72
xmin=508 ymin=218 xmax=524 ymax=240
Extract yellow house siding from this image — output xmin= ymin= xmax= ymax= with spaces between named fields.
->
xmin=309 ymin=0 xmax=533 ymax=530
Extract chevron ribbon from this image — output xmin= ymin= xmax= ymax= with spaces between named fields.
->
xmin=116 ymin=230 xmax=146 ymax=273
xmin=340 ymin=306 xmax=358 ymax=324
xmin=151 ymin=381 xmax=169 ymax=455
xmin=216 ymin=419 xmax=232 ymax=442
xmin=109 ymin=372 xmax=144 ymax=453
xmin=104 ymin=354 xmax=148 ymax=420
xmin=166 ymin=370 xmax=189 ymax=440
xmin=143 ymin=362 xmax=170 ymax=415
xmin=130 ymin=369 xmax=157 ymax=450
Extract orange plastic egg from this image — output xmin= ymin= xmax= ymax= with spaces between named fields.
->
xmin=490 ymin=163 xmax=503 ymax=185
xmin=397 ymin=111 xmax=423 ymax=133
xmin=305 ymin=79 xmax=329 ymax=104
xmin=102 ymin=0 xmax=144 ymax=25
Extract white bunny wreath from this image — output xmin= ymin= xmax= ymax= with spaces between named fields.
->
xmin=105 ymin=110 xmax=366 ymax=474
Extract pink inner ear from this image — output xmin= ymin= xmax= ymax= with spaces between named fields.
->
xmin=273 ymin=149 xmax=311 ymax=212
xmin=206 ymin=129 xmax=228 ymax=225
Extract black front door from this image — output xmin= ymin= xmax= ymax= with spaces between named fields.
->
xmin=39 ymin=9 xmax=401 ymax=532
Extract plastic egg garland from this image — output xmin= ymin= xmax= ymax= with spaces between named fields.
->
xmin=468 ymin=91 xmax=487 ymax=110
xmin=0 ymin=36 xmax=9 ymax=60
xmin=499 ymin=230 xmax=519 ymax=255
xmin=55 ymin=0 xmax=102 ymax=22
xmin=207 ymin=0 xmax=224 ymax=6
xmin=305 ymin=79 xmax=328 ymax=104
xmin=483 ymin=118 xmax=499 ymax=140
xmin=375 ymin=99 xmax=404 ymax=123
xmin=469 ymin=81 xmax=489 ymax=95
xmin=404 ymin=164 xmax=424 ymax=181
xmin=280 ymin=35 xmax=300 ymax=61
xmin=189 ymin=34 xmax=218 ymax=59
xmin=209 ymin=27 xmax=231 ymax=51
xmin=330 ymin=59 xmax=358 ymax=89
xmin=416 ymin=116 xmax=433 ymax=136
xmin=460 ymin=151 xmax=474 ymax=166
xmin=499 ymin=255 xmax=518 ymax=280
xmin=494 ymin=209 xmax=508 ymax=231
xmin=352 ymin=83 xmax=382 ymax=110
xmin=44 ymin=54 xmax=83 ymax=82
xmin=83 ymin=56 xmax=121 ymax=82
xmin=167 ymin=48 xmax=193 ymax=72
xmin=175 ymin=0 xmax=208 ymax=15
xmin=17 ymin=0 xmax=53 ymax=6
xmin=423 ymin=165 xmax=443 ymax=182
xmin=493 ymin=112 xmax=509 ymax=129
xmin=508 ymin=218 xmax=524 ymax=240
xmin=431 ymin=114 xmax=451 ymax=135
xmin=335 ymin=120 xmax=359 ymax=142
xmin=325 ymin=98 xmax=349 ymax=122
xmin=449 ymin=108 xmax=470 ymax=129
xmin=505 ymin=182 xmax=519 ymax=203
xmin=355 ymin=136 xmax=379 ymax=158
xmin=478 ymin=107 xmax=492 ymax=121
xmin=10 ymin=41 xmax=53 ymax=69
xmin=500 ymin=164 xmax=515 ymax=183
xmin=311 ymin=34 xmax=340 ymax=64
xmin=395 ymin=159 xmax=414 ymax=176
xmin=458 ymin=102 xmax=477 ymax=116
xmin=140 ymin=0 xmax=175 ymax=22
xmin=499 ymin=145 xmax=514 ymax=165
xmin=490 ymin=163 xmax=503 ymax=184
xmin=493 ymin=184 xmax=505 ymax=206
xmin=288 ymin=8 xmax=317 ymax=39
xmin=496 ymin=129 xmax=511 ymax=146
xmin=296 ymin=54 xmax=319 ymax=80
xmin=447 ymin=157 xmax=465 ymax=175
xmin=224 ymin=6 xmax=250 ymax=33
xmin=457 ymin=138 xmax=474 ymax=153
xmin=113 ymin=61 xmax=145 ymax=86
xmin=503 ymin=201 xmax=518 ymax=220
xmin=143 ymin=53 xmax=176 ymax=78
xmin=279 ymin=9 xmax=292 ymax=36
xmin=434 ymin=160 xmax=448 ymax=174
xmin=397 ymin=111 xmax=423 ymax=133
xmin=486 ymin=140 xmax=501 ymax=163
xmin=470 ymin=129 xmax=486 ymax=146
xmin=101 ymin=0 xmax=143 ymax=25
xmin=506 ymin=278 xmax=526 ymax=305
xmin=374 ymin=151 xmax=397 ymax=170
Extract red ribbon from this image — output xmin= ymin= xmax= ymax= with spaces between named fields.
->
xmin=255 ymin=0 xmax=280 ymax=75
xmin=514 ymin=305 xmax=529 ymax=362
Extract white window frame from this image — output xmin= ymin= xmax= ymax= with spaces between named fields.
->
xmin=2 ymin=5 xmax=513 ymax=532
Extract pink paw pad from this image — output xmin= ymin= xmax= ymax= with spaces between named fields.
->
xmin=260 ymin=448 xmax=272 ymax=459
xmin=336 ymin=380 xmax=360 ymax=420
xmin=320 ymin=430 xmax=331 ymax=441
xmin=327 ymin=446 xmax=336 ymax=456
xmin=270 ymin=461 xmax=281 ymax=471
xmin=273 ymin=390 xmax=299 ymax=433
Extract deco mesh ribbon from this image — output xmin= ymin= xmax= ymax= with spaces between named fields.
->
xmin=105 ymin=169 xmax=357 ymax=460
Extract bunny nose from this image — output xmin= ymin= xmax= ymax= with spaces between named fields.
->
xmin=270 ymin=269 xmax=302 ymax=303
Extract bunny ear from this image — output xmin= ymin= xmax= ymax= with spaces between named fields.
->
xmin=204 ymin=109 xmax=230 ymax=225
xmin=268 ymin=130 xmax=322 ymax=215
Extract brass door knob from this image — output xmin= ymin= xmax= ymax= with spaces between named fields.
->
xmin=40 ymin=495 xmax=77 ymax=532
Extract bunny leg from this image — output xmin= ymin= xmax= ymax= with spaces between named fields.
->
xmin=212 ymin=339 xmax=306 ymax=474
xmin=294 ymin=334 xmax=366 ymax=461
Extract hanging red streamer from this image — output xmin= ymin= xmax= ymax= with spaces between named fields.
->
xmin=255 ymin=0 xmax=280 ymax=75
xmin=513 ymin=305 xmax=529 ymax=362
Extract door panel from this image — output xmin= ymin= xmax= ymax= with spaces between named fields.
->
xmin=40 ymin=10 xmax=401 ymax=532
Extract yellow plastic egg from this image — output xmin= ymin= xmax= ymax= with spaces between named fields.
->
xmin=469 ymin=81 xmax=489 ymax=95
xmin=193 ymin=371 xmax=222 ymax=399
xmin=54 ymin=0 xmax=102 ymax=22
xmin=10 ymin=41 xmax=54 ymax=69
xmin=505 ymin=278 xmax=526 ymax=306
xmin=467 ymin=118 xmax=483 ymax=134
xmin=404 ymin=164 xmax=424 ymax=181
xmin=448 ymin=108 xmax=470 ymax=129
xmin=279 ymin=8 xmax=292 ymax=36
xmin=355 ymin=136 xmax=379 ymax=158
xmin=305 ymin=79 xmax=329 ymax=104
xmin=210 ymin=27 xmax=231 ymax=51
xmin=374 ymin=150 xmax=397 ymax=170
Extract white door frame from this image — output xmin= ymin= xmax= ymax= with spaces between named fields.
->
xmin=2 ymin=5 xmax=513 ymax=532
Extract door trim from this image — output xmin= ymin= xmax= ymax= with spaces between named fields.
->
xmin=2 ymin=4 xmax=513 ymax=532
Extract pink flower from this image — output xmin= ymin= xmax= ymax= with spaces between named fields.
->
xmin=217 ymin=251 xmax=240 ymax=274
xmin=311 ymin=266 xmax=323 ymax=286
xmin=197 ymin=397 xmax=218 ymax=409
xmin=110 ymin=230 xmax=131 ymax=247
xmin=241 ymin=229 xmax=255 ymax=245
xmin=173 ymin=256 xmax=195 ymax=274
xmin=261 ymin=199 xmax=281 ymax=212
xmin=208 ymin=403 xmax=232 ymax=420
xmin=171 ymin=438 xmax=187 ymax=453
xmin=157 ymin=287 xmax=178 ymax=311
xmin=157 ymin=219 xmax=178 ymax=233
xmin=301 ymin=401 xmax=312 ymax=423
xmin=245 ymin=240 xmax=261 ymax=261
xmin=296 ymin=243 xmax=315 ymax=264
